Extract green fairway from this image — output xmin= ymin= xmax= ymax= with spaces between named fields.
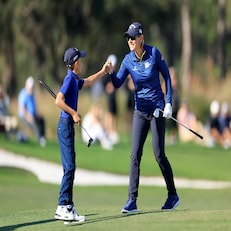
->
xmin=0 ymin=168 xmax=231 ymax=231
xmin=1 ymin=208 xmax=231 ymax=231
xmin=0 ymin=134 xmax=231 ymax=230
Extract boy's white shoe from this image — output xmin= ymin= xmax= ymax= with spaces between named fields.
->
xmin=55 ymin=205 xmax=85 ymax=222
xmin=72 ymin=207 xmax=86 ymax=222
xmin=55 ymin=205 xmax=74 ymax=221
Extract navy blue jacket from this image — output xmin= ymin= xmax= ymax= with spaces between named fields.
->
xmin=110 ymin=44 xmax=172 ymax=114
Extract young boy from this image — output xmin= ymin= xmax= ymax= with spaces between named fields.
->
xmin=54 ymin=47 xmax=109 ymax=222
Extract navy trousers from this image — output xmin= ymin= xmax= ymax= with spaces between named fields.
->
xmin=57 ymin=117 xmax=76 ymax=206
xmin=129 ymin=110 xmax=177 ymax=199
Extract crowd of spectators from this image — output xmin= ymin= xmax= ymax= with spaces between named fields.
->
xmin=1 ymin=73 xmax=230 ymax=150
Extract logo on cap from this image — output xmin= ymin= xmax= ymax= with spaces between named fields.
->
xmin=124 ymin=22 xmax=143 ymax=37
xmin=129 ymin=24 xmax=137 ymax=29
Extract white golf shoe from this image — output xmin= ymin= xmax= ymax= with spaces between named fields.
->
xmin=55 ymin=205 xmax=85 ymax=222
xmin=72 ymin=207 xmax=86 ymax=222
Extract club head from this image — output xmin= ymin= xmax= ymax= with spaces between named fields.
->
xmin=87 ymin=138 xmax=94 ymax=147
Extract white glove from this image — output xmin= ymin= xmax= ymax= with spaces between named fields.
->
xmin=163 ymin=103 xmax=172 ymax=119
xmin=153 ymin=108 xmax=160 ymax=118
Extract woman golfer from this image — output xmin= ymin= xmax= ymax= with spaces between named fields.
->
xmin=107 ymin=22 xmax=180 ymax=213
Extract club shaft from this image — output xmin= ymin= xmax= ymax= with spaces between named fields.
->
xmin=170 ymin=116 xmax=203 ymax=140
xmin=160 ymin=109 xmax=203 ymax=140
xmin=80 ymin=125 xmax=91 ymax=139
xmin=38 ymin=77 xmax=56 ymax=99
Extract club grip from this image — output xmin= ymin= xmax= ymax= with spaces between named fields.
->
xmin=189 ymin=129 xmax=203 ymax=140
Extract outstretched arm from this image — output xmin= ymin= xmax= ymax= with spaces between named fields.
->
xmin=83 ymin=61 xmax=111 ymax=87
xmin=108 ymin=61 xmax=129 ymax=88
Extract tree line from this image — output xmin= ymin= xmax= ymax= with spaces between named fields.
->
xmin=0 ymin=0 xmax=230 ymax=97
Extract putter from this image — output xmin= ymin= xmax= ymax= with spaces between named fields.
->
xmin=37 ymin=76 xmax=94 ymax=147
xmin=158 ymin=109 xmax=203 ymax=140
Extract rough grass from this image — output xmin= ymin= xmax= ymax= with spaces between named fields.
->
xmin=1 ymin=134 xmax=231 ymax=181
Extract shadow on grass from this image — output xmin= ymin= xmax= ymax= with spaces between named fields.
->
xmin=66 ymin=209 xmax=163 ymax=226
xmin=0 ymin=219 xmax=56 ymax=231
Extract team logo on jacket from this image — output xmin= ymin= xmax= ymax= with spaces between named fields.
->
xmin=132 ymin=66 xmax=139 ymax=71
xmin=144 ymin=62 xmax=151 ymax=69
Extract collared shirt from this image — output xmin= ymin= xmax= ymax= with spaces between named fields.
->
xmin=18 ymin=88 xmax=37 ymax=118
xmin=59 ymin=69 xmax=84 ymax=119
xmin=110 ymin=44 xmax=172 ymax=114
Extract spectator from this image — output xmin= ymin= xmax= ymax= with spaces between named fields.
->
xmin=82 ymin=104 xmax=113 ymax=150
xmin=103 ymin=54 xmax=120 ymax=145
xmin=177 ymin=100 xmax=198 ymax=143
xmin=218 ymin=102 xmax=231 ymax=149
xmin=90 ymin=80 xmax=104 ymax=102
xmin=18 ymin=76 xmax=46 ymax=146
xmin=0 ymin=85 xmax=10 ymax=116
xmin=0 ymin=85 xmax=18 ymax=135
xmin=177 ymin=100 xmax=217 ymax=147
xmin=206 ymin=100 xmax=221 ymax=147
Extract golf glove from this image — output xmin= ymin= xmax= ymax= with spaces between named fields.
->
xmin=163 ymin=103 xmax=172 ymax=119
xmin=153 ymin=108 xmax=160 ymax=118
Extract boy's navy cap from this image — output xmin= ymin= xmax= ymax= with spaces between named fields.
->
xmin=64 ymin=47 xmax=86 ymax=66
xmin=124 ymin=22 xmax=143 ymax=37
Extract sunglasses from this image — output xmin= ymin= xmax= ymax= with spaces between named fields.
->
xmin=126 ymin=36 xmax=137 ymax=41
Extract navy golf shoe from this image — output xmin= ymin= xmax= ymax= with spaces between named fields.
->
xmin=161 ymin=194 xmax=180 ymax=211
xmin=121 ymin=198 xmax=138 ymax=213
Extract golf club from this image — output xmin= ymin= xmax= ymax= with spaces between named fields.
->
xmin=158 ymin=109 xmax=203 ymax=140
xmin=37 ymin=76 xmax=94 ymax=147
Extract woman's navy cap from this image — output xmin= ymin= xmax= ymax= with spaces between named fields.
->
xmin=124 ymin=22 xmax=143 ymax=37
xmin=64 ymin=47 xmax=86 ymax=66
